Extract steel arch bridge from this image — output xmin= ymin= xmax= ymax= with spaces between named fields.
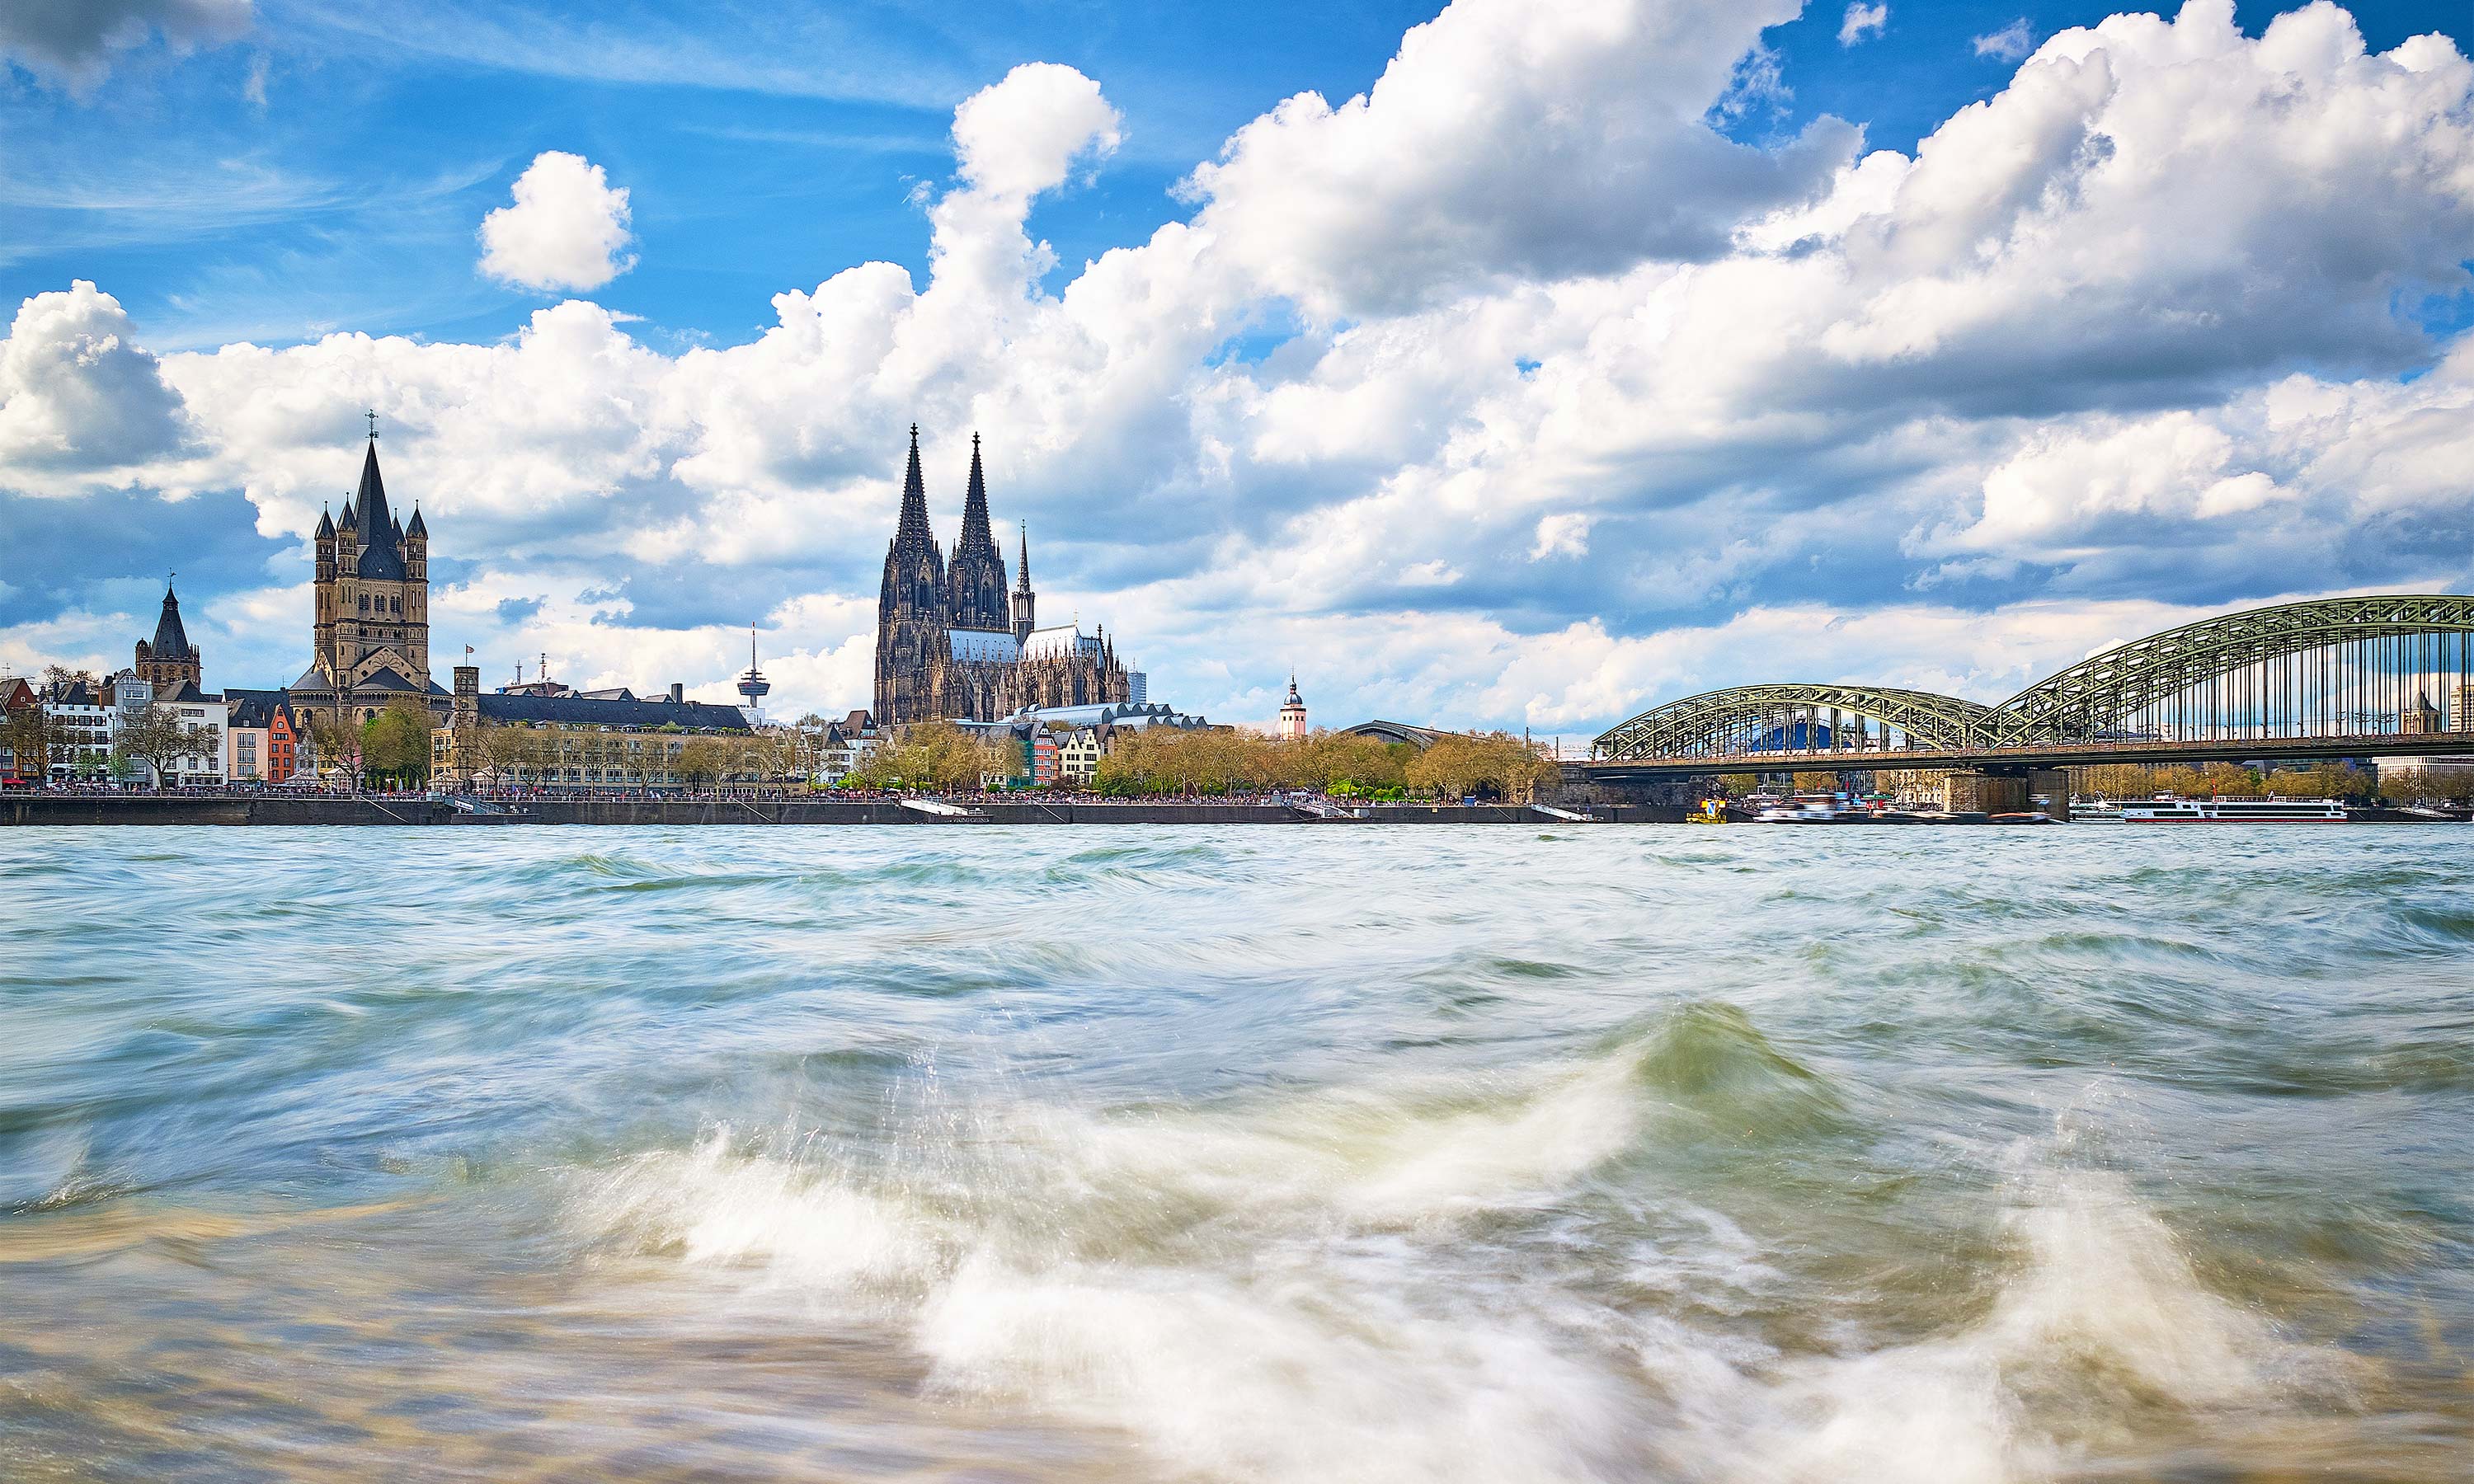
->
xmin=1594 ymin=683 xmax=1992 ymax=760
xmin=1590 ymin=594 xmax=2474 ymax=773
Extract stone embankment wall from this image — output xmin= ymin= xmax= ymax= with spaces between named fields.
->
xmin=2 ymin=796 xmax=1686 ymax=828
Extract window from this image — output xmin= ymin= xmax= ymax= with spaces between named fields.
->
xmin=359 ymin=594 xmax=369 ymax=612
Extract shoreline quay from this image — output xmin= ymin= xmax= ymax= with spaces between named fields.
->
xmin=1 ymin=796 xmax=1690 ymax=827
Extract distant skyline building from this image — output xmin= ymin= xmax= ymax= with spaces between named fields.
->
xmin=1279 ymin=673 xmax=1308 ymax=740
xmin=737 ymin=627 xmax=771 ymax=726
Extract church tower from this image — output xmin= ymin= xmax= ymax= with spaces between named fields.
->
xmin=306 ymin=421 xmax=432 ymax=718
xmin=1010 ymin=522 xmax=1037 ymax=644
xmin=874 ymin=425 xmax=950 ymax=727
xmin=946 ymin=432 xmax=1010 ymax=631
xmin=1279 ymin=673 xmax=1308 ymax=740
xmin=134 ymin=580 xmax=203 ymax=694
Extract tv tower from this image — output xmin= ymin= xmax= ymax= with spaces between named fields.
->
xmin=736 ymin=626 xmax=770 ymax=724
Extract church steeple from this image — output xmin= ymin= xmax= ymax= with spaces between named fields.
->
xmin=895 ymin=423 xmax=934 ymax=545
xmin=134 ymin=578 xmax=202 ymax=694
xmin=1010 ymin=520 xmax=1037 ymax=644
xmin=350 ymin=434 xmax=407 ymax=581
xmin=947 ymin=430 xmax=1011 ymax=631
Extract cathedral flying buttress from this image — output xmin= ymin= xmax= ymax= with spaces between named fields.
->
xmin=872 ymin=425 xmax=1134 ymax=728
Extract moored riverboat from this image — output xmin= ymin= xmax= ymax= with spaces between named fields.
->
xmin=2119 ymin=796 xmax=2350 ymax=824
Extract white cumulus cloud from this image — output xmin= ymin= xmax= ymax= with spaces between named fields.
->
xmin=0 ymin=280 xmax=196 ymax=491
xmin=1973 ymin=19 xmax=2034 ymax=61
xmin=1840 ymin=3 xmax=1888 ymax=48
xmin=477 ymin=151 xmax=638 ymax=294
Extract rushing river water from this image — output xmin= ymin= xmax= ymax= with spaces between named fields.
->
xmin=2 ymin=824 xmax=2470 ymax=1483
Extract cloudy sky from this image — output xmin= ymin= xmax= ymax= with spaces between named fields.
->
xmin=2 ymin=0 xmax=2470 ymax=735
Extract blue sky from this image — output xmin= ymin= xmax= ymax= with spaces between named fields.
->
xmin=4 ymin=0 xmax=2472 ymax=730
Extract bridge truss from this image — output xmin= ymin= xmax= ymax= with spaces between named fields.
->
xmin=1592 ymin=594 xmax=2474 ymax=769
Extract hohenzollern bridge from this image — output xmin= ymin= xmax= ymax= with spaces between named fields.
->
xmin=1585 ymin=594 xmax=2474 ymax=791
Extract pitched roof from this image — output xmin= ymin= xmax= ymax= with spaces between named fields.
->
xmin=148 ymin=584 xmax=195 ymax=660
xmin=352 ymin=440 xmax=407 ymax=581
xmin=225 ymin=688 xmax=295 ymax=730
xmin=475 ymin=693 xmax=750 ymax=730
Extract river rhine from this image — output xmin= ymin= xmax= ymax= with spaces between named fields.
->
xmin=2 ymin=824 xmax=2467 ymax=1482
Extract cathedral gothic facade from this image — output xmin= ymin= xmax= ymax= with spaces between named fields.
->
xmin=874 ymin=427 xmax=1133 ymax=728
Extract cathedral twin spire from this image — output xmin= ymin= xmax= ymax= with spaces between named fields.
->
xmin=884 ymin=425 xmax=1023 ymax=635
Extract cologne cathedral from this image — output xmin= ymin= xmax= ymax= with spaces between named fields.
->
xmin=875 ymin=426 xmax=1134 ymax=727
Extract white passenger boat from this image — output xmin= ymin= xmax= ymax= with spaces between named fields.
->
xmin=2119 ymin=796 xmax=2349 ymax=824
xmin=1754 ymin=792 xmax=1863 ymax=823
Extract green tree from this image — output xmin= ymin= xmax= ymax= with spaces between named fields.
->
xmin=360 ymin=698 xmax=435 ymax=788
xmin=675 ymin=737 xmax=730 ymax=789
xmin=111 ymin=702 xmax=214 ymax=787
xmin=308 ymin=707 xmax=366 ymax=786
xmin=1404 ymin=732 xmax=1557 ymax=802
xmin=2 ymin=702 xmax=54 ymax=779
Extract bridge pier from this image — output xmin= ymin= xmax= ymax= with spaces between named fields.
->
xmin=2031 ymin=769 xmax=2071 ymax=821
xmin=1941 ymin=770 xmax=2027 ymax=815
xmin=1940 ymin=768 xmax=2071 ymax=818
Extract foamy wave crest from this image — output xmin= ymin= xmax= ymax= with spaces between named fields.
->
xmin=573 ymin=1049 xmax=1693 ymax=1481
xmin=1658 ymin=1164 xmax=2360 ymax=1483
xmin=571 ymin=1040 xmax=2349 ymax=1484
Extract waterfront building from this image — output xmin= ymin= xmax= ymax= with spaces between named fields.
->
xmin=1056 ymin=726 xmax=1105 ymax=784
xmin=811 ymin=714 xmax=879 ymax=787
xmin=954 ymin=702 xmax=1211 ymax=787
xmin=440 ymin=665 xmax=753 ymax=789
xmin=38 ymin=677 xmax=112 ymax=779
xmin=2376 ymin=688 xmax=2474 ymax=795
xmin=1278 ymin=674 xmax=1308 ymax=740
xmin=224 ymin=690 xmax=302 ymax=783
xmin=874 ymin=427 xmax=1136 ymax=727
xmin=0 ymin=677 xmax=35 ymax=779
xmin=292 ymin=428 xmax=444 ymax=724
xmin=107 ymin=672 xmax=226 ymax=786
